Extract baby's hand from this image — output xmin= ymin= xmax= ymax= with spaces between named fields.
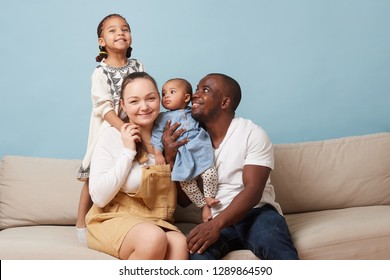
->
xmin=155 ymin=153 xmax=166 ymax=165
xmin=205 ymin=197 xmax=220 ymax=207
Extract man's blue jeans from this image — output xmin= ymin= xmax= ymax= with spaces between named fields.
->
xmin=190 ymin=204 xmax=299 ymax=260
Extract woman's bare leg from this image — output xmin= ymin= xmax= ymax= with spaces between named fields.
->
xmin=165 ymin=231 xmax=189 ymax=260
xmin=119 ymin=223 xmax=168 ymax=260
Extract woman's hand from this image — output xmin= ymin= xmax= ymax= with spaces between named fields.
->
xmin=121 ymin=123 xmax=141 ymax=151
xmin=162 ymin=120 xmax=188 ymax=168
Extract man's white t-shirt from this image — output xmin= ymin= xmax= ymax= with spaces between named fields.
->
xmin=211 ymin=117 xmax=282 ymax=217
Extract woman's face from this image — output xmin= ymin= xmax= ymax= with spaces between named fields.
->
xmin=121 ymin=78 xmax=160 ymax=128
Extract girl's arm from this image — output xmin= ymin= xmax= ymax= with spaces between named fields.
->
xmin=91 ymin=69 xmax=124 ymax=130
xmin=104 ymin=110 xmax=125 ymax=131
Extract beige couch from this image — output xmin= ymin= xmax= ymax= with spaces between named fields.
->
xmin=1 ymin=132 xmax=389 ymax=259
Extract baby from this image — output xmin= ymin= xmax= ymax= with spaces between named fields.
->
xmin=151 ymin=78 xmax=219 ymax=221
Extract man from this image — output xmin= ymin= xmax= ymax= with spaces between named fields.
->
xmin=163 ymin=73 xmax=298 ymax=260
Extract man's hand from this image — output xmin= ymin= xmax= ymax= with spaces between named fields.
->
xmin=162 ymin=120 xmax=188 ymax=168
xmin=186 ymin=218 xmax=222 ymax=255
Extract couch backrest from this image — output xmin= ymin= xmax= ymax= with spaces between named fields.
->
xmin=0 ymin=156 xmax=83 ymax=229
xmin=0 ymin=155 xmax=201 ymax=230
xmin=271 ymin=133 xmax=390 ymax=214
xmin=1 ymin=133 xmax=389 ymax=227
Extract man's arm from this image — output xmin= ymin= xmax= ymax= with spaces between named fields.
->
xmin=186 ymin=164 xmax=271 ymax=254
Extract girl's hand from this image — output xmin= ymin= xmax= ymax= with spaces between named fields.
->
xmin=120 ymin=123 xmax=141 ymax=151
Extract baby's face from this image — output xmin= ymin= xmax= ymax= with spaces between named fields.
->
xmin=161 ymin=80 xmax=190 ymax=111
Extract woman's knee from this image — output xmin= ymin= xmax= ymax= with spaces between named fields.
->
xmin=166 ymin=231 xmax=188 ymax=260
xmin=120 ymin=223 xmax=168 ymax=259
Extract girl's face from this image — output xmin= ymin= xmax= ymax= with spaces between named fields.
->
xmin=161 ymin=80 xmax=191 ymax=111
xmin=98 ymin=16 xmax=132 ymax=54
xmin=121 ymin=78 xmax=160 ymax=128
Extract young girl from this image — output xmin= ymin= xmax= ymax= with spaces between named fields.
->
xmin=76 ymin=14 xmax=144 ymax=245
xmin=151 ymin=78 xmax=219 ymax=222
xmin=86 ymin=72 xmax=188 ymax=260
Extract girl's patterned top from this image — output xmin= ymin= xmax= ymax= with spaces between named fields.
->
xmin=77 ymin=58 xmax=145 ymax=179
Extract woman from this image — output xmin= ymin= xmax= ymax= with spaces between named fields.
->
xmin=86 ymin=72 xmax=188 ymax=260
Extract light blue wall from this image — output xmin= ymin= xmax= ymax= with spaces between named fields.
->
xmin=1 ymin=0 xmax=389 ymax=159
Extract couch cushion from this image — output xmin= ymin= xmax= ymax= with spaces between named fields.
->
xmin=272 ymin=133 xmax=390 ymax=214
xmin=286 ymin=205 xmax=390 ymax=259
xmin=0 ymin=224 xmax=257 ymax=260
xmin=0 ymin=226 xmax=115 ymax=259
xmin=0 ymin=156 xmax=83 ymax=229
xmin=174 ymin=204 xmax=202 ymax=225
xmin=223 ymin=250 xmax=258 ymax=260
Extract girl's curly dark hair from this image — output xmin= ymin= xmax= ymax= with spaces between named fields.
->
xmin=95 ymin=14 xmax=132 ymax=62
